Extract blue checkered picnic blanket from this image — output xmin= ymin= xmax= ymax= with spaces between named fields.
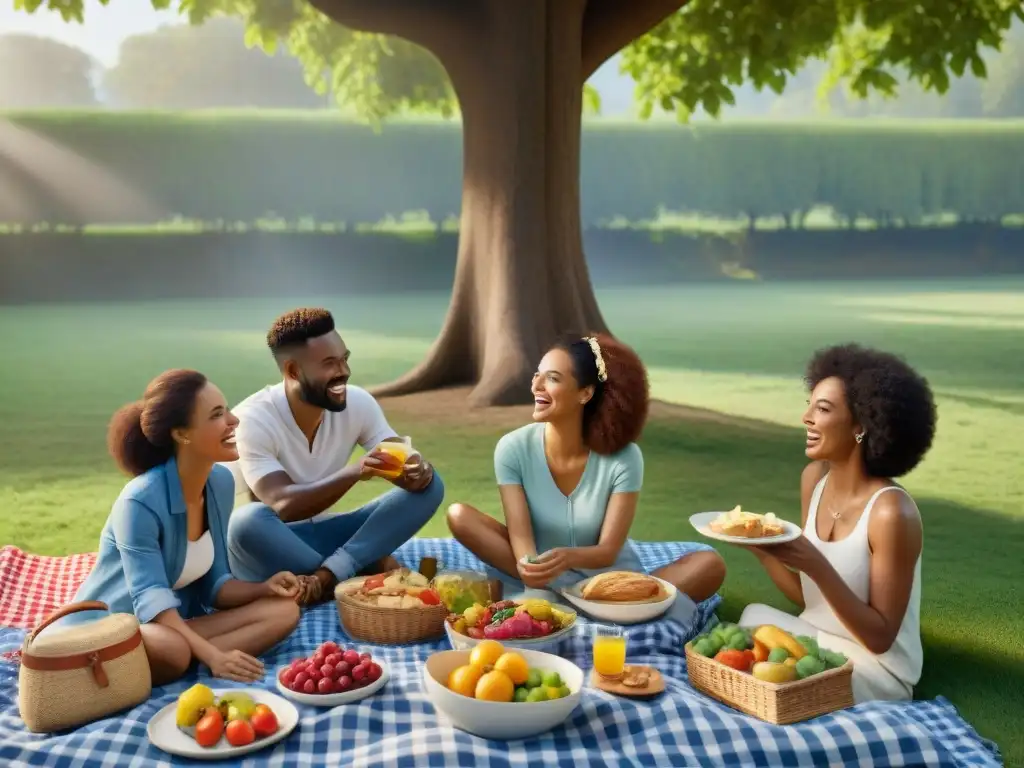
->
xmin=0 ymin=539 xmax=1002 ymax=767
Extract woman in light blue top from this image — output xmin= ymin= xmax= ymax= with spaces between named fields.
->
xmin=64 ymin=369 xmax=302 ymax=685
xmin=448 ymin=334 xmax=726 ymax=623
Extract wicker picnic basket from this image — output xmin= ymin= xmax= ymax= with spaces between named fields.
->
xmin=18 ymin=601 xmax=151 ymax=733
xmin=335 ymin=584 xmax=447 ymax=645
xmin=684 ymin=642 xmax=854 ymax=725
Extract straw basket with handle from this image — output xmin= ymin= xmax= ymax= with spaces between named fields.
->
xmin=18 ymin=601 xmax=152 ymax=733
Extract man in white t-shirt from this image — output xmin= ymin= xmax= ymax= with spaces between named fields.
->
xmin=224 ymin=307 xmax=444 ymax=605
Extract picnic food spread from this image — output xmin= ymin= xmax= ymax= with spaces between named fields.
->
xmin=278 ymin=641 xmax=383 ymax=695
xmin=690 ymin=623 xmax=847 ymax=681
xmin=446 ymin=640 xmax=571 ymax=703
xmin=175 ymin=685 xmax=279 ymax=748
xmin=580 ymin=571 xmax=663 ymax=602
xmin=446 ymin=598 xmax=576 ymax=640
xmin=340 ymin=568 xmax=442 ymax=609
xmin=709 ymin=506 xmax=786 ymax=538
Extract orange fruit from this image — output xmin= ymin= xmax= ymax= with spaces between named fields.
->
xmin=447 ymin=664 xmax=485 ymax=698
xmin=493 ymin=652 xmax=529 ymax=685
xmin=468 ymin=640 xmax=505 ymax=670
xmin=475 ymin=670 xmax=515 ymax=702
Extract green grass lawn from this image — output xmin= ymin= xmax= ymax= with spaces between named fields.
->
xmin=1 ymin=278 xmax=1021 ymax=763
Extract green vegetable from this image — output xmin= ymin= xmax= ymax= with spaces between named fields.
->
xmin=795 ymin=655 xmax=827 ymax=680
xmin=727 ymin=632 xmax=750 ymax=651
xmin=490 ymin=608 xmax=516 ymax=624
xmin=767 ymin=647 xmax=791 ymax=663
xmin=693 ymin=638 xmax=716 ymax=657
xmin=819 ymin=649 xmax=848 ymax=669
xmin=796 ymin=635 xmax=820 ymax=657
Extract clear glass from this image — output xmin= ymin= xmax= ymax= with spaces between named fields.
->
xmin=592 ymin=624 xmax=627 ymax=679
xmin=372 ymin=436 xmax=415 ymax=478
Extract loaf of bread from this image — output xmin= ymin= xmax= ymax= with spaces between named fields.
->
xmin=581 ymin=571 xmax=661 ymax=602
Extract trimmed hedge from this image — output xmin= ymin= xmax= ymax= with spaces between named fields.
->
xmin=2 ymin=227 xmax=1021 ymax=304
xmin=2 ymin=111 xmax=1024 ymax=225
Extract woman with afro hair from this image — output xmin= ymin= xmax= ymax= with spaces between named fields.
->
xmin=737 ymin=343 xmax=937 ymax=704
xmin=447 ymin=333 xmax=726 ymax=629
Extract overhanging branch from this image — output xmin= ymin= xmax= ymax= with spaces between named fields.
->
xmin=307 ymin=0 xmax=477 ymax=54
xmin=581 ymin=0 xmax=689 ymax=81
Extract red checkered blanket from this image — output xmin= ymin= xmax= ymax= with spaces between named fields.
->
xmin=0 ymin=545 xmax=97 ymax=631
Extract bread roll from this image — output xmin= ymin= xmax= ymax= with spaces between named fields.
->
xmin=581 ymin=571 xmax=661 ymax=602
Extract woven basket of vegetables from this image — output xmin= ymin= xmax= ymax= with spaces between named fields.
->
xmin=684 ymin=621 xmax=854 ymax=724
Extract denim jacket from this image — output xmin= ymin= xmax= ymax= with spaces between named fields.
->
xmin=64 ymin=457 xmax=236 ymax=625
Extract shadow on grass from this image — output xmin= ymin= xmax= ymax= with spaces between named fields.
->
xmin=937 ymin=391 xmax=1024 ymax=416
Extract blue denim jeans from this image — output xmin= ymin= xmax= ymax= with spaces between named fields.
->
xmin=226 ymin=473 xmax=444 ymax=583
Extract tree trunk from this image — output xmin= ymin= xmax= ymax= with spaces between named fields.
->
xmin=370 ymin=0 xmax=607 ymax=406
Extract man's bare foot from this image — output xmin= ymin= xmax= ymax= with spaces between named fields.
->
xmin=357 ymin=555 xmax=402 ymax=576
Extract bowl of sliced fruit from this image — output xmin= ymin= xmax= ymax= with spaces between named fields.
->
xmin=275 ymin=640 xmax=389 ymax=706
xmin=423 ymin=640 xmax=582 ymax=740
xmin=335 ymin=567 xmax=447 ymax=644
xmin=444 ymin=597 xmax=577 ymax=653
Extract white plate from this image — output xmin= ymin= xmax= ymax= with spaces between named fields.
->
xmin=689 ymin=511 xmax=802 ymax=544
xmin=558 ymin=575 xmax=677 ymax=625
xmin=274 ymin=660 xmax=390 ymax=706
xmin=147 ymin=688 xmax=298 ymax=760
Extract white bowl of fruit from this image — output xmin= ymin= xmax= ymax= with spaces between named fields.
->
xmin=422 ymin=640 xmax=583 ymax=740
xmin=444 ymin=598 xmax=578 ymax=653
xmin=275 ymin=640 xmax=389 ymax=706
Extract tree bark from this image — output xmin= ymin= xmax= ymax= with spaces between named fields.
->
xmin=370 ymin=0 xmax=607 ymax=406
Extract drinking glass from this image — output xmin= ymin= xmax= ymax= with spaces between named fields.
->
xmin=372 ymin=436 xmax=415 ymax=479
xmin=592 ymin=625 xmax=627 ymax=680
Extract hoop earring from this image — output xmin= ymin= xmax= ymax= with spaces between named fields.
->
xmin=855 ymin=433 xmax=864 ymax=444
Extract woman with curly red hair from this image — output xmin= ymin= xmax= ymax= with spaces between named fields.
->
xmin=448 ymin=333 xmax=726 ymax=625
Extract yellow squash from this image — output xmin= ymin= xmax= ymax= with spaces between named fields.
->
xmin=751 ymin=661 xmax=798 ymax=684
xmin=753 ymin=625 xmax=808 ymax=660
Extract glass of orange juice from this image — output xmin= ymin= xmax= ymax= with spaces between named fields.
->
xmin=372 ymin=436 xmax=416 ymax=479
xmin=592 ymin=625 xmax=627 ymax=680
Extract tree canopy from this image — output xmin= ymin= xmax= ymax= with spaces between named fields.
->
xmin=16 ymin=0 xmax=1023 ymax=122
xmin=103 ymin=16 xmax=327 ymax=109
xmin=0 ymin=32 xmax=98 ymax=108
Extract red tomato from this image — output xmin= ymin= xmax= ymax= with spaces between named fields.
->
xmin=364 ymin=574 xmax=386 ymax=590
xmin=194 ymin=709 xmax=223 ymax=748
xmin=714 ymin=649 xmax=754 ymax=672
xmin=418 ymin=589 xmax=441 ymax=606
xmin=225 ymin=718 xmax=256 ymax=747
xmin=250 ymin=704 xmax=279 ymax=738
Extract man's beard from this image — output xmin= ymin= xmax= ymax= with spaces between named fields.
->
xmin=299 ymin=374 xmax=347 ymax=412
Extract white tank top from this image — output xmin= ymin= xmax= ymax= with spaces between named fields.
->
xmin=173 ymin=531 xmax=215 ymax=590
xmin=799 ymin=474 xmax=923 ymax=690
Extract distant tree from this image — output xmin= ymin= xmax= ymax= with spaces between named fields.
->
xmin=103 ymin=17 xmax=326 ymax=109
xmin=981 ymin=26 xmax=1024 ymax=116
xmin=0 ymin=33 xmax=97 ymax=108
xmin=19 ymin=0 xmax=1024 ymax=405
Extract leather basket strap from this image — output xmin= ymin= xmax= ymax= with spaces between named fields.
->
xmin=20 ymin=631 xmax=144 ymax=688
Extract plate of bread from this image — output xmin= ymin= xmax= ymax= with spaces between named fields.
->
xmin=689 ymin=506 xmax=801 ymax=544
xmin=558 ymin=571 xmax=677 ymax=624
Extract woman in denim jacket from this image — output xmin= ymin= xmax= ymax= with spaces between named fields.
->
xmin=65 ymin=369 xmax=301 ymax=685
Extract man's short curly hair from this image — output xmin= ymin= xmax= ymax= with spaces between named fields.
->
xmin=806 ymin=343 xmax=937 ymax=478
xmin=267 ymin=307 xmax=336 ymax=358
xmin=554 ymin=332 xmax=649 ymax=455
